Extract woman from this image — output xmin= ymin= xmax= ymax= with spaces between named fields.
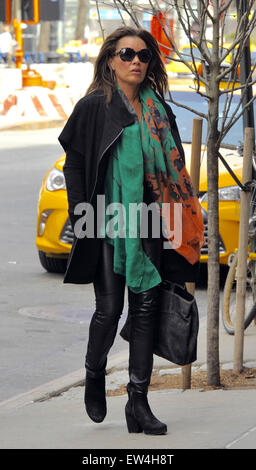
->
xmin=58 ymin=26 xmax=204 ymax=435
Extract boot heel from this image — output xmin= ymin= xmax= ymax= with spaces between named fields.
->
xmin=125 ymin=389 xmax=167 ymax=435
xmin=125 ymin=407 xmax=143 ymax=433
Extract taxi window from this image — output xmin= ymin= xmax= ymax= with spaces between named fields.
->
xmin=180 ymin=47 xmax=201 ymax=61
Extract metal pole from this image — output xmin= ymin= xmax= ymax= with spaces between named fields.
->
xmin=12 ymin=0 xmax=21 ymax=20
xmin=47 ymin=21 xmax=59 ymax=63
xmin=236 ymin=0 xmax=255 ymax=136
xmin=12 ymin=0 xmax=24 ymax=69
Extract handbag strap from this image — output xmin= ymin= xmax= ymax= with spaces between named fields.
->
xmin=161 ymin=280 xmax=194 ymax=301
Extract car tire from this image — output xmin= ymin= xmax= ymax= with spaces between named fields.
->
xmin=38 ymin=250 xmax=67 ymax=274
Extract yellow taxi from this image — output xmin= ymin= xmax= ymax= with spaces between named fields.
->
xmin=224 ymin=42 xmax=256 ymax=63
xmin=35 ymin=146 xmax=243 ymax=273
xmin=36 ymin=155 xmax=69 ymax=273
xmin=186 ymin=145 xmax=242 ymax=265
xmin=166 ymin=44 xmax=201 ymax=76
xmin=166 ymin=43 xmax=232 ymax=81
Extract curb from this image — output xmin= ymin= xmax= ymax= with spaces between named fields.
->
xmin=0 ymin=118 xmax=66 ymax=131
xmin=0 ymin=350 xmax=129 ymax=411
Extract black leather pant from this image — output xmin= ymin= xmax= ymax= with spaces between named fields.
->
xmin=85 ymin=237 xmax=161 ymax=392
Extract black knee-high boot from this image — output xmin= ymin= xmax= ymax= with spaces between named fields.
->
xmin=84 ymin=367 xmax=107 ymax=423
xmin=125 ymin=286 xmax=167 ymax=435
xmin=84 ymin=309 xmax=121 ymax=423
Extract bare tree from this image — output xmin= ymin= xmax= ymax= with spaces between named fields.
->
xmin=75 ymin=0 xmax=90 ymax=40
xmin=95 ymin=0 xmax=256 ymax=386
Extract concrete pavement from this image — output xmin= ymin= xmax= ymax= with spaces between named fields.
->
xmin=0 ymin=316 xmax=256 ymax=449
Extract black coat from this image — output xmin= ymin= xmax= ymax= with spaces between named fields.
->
xmin=58 ymin=89 xmax=199 ymax=284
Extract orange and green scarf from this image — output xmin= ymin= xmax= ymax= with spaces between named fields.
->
xmin=102 ymin=85 xmax=204 ymax=293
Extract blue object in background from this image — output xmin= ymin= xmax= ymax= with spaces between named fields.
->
xmin=76 ymin=52 xmax=82 ymax=62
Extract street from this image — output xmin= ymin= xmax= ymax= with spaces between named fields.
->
xmin=0 ymin=127 xmax=208 ymax=402
xmin=0 ymin=127 xmax=129 ymax=402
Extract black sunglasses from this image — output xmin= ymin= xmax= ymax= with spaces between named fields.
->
xmin=114 ymin=47 xmax=152 ymax=63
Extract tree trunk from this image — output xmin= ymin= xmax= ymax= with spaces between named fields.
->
xmin=38 ymin=21 xmax=50 ymax=53
xmin=75 ymin=0 xmax=90 ymax=40
xmin=207 ymin=131 xmax=221 ymax=387
xmin=206 ymin=6 xmax=221 ymax=387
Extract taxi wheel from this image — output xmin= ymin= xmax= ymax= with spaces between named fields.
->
xmin=38 ymin=250 xmax=67 ymax=274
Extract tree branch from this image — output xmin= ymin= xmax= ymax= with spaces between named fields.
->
xmin=113 ymin=0 xmax=126 ymax=26
xmin=95 ymin=1 xmax=105 ymax=39
xmin=219 ymin=0 xmax=233 ymax=15
xmin=167 ymin=90 xmax=208 ymax=120
xmin=218 ymin=94 xmax=256 ymax=146
xmin=148 ymin=0 xmax=174 ymax=51
xmin=112 ymin=0 xmax=141 ymax=27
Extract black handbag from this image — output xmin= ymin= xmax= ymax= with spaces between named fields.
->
xmin=119 ymin=280 xmax=199 ymax=366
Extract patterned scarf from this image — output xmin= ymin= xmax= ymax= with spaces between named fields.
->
xmin=102 ymin=85 xmax=205 ymax=293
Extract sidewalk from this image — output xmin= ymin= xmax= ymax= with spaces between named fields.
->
xmin=0 ymin=114 xmax=65 ymax=131
xmin=0 ymin=317 xmax=256 ymax=449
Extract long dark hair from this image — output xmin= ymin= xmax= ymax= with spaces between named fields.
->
xmin=86 ymin=26 xmax=168 ymax=103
